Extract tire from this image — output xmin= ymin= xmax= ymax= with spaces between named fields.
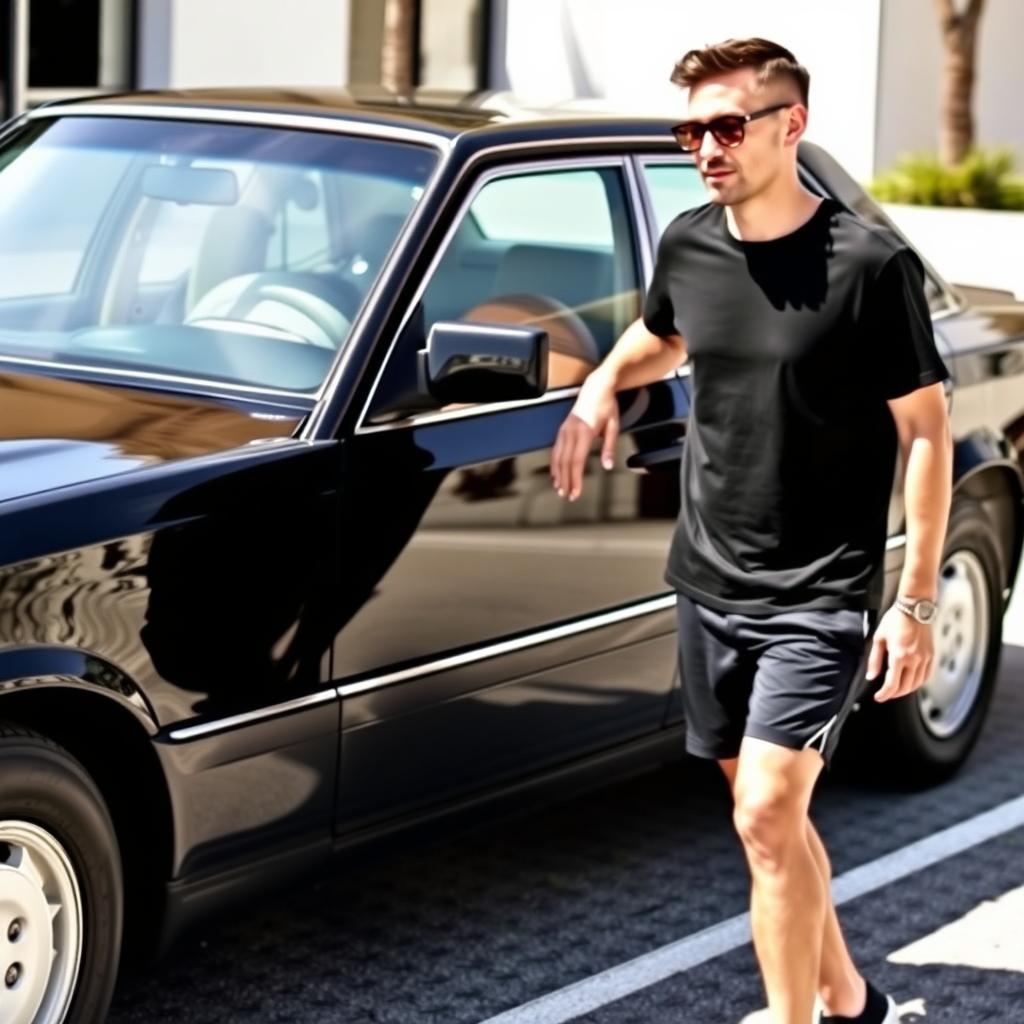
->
xmin=846 ymin=497 xmax=1006 ymax=787
xmin=0 ymin=724 xmax=123 ymax=1024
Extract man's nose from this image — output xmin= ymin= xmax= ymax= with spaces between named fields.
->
xmin=699 ymin=128 xmax=724 ymax=162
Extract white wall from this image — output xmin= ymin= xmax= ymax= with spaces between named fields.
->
xmin=876 ymin=0 xmax=1024 ymax=174
xmin=137 ymin=0 xmax=349 ymax=90
xmin=500 ymin=0 xmax=883 ymax=184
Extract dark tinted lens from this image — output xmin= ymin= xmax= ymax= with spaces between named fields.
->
xmin=672 ymin=123 xmax=703 ymax=151
xmin=710 ymin=117 xmax=745 ymax=146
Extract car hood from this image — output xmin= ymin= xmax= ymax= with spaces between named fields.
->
xmin=0 ymin=370 xmax=304 ymax=503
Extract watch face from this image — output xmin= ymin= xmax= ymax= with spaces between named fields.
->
xmin=917 ymin=599 xmax=939 ymax=623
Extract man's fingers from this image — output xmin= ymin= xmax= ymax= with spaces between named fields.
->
xmin=555 ymin=418 xmax=581 ymax=495
xmin=909 ymin=653 xmax=932 ymax=694
xmin=567 ymin=427 xmax=590 ymax=500
xmin=874 ymin=650 xmax=904 ymax=702
xmin=551 ymin=427 xmax=566 ymax=493
xmin=601 ymin=414 xmax=619 ymax=470
xmin=554 ymin=424 xmax=573 ymax=495
xmin=865 ymin=636 xmax=885 ymax=681
xmin=894 ymin=659 xmax=918 ymax=699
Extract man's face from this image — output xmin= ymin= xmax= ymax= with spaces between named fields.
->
xmin=684 ymin=67 xmax=802 ymax=205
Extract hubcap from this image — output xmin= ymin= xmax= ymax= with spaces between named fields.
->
xmin=0 ymin=822 xmax=82 ymax=1024
xmin=918 ymin=549 xmax=990 ymax=739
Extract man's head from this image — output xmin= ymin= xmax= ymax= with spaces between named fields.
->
xmin=669 ymin=38 xmax=810 ymax=206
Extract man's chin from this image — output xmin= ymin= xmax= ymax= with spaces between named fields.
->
xmin=704 ymin=176 xmax=740 ymax=201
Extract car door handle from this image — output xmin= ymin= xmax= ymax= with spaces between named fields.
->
xmin=625 ymin=442 xmax=684 ymax=474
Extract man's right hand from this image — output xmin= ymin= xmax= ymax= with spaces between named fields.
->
xmin=551 ymin=370 xmax=620 ymax=501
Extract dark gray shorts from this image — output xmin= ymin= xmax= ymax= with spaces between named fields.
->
xmin=675 ymin=590 xmax=878 ymax=767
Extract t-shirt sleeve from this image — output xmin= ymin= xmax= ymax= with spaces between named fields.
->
xmin=642 ymin=240 xmax=677 ymax=338
xmin=862 ymin=247 xmax=951 ymax=400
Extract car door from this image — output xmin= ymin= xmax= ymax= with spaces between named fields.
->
xmin=330 ymin=155 xmax=688 ymax=834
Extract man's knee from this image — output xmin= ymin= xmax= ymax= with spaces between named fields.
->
xmin=732 ymin=739 xmax=821 ymax=870
xmin=732 ymin=787 xmax=807 ymax=868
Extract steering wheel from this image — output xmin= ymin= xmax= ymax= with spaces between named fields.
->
xmin=184 ymin=271 xmax=362 ymax=349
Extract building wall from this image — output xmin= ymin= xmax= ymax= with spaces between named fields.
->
xmin=498 ymin=0 xmax=883 ymax=184
xmin=876 ymin=0 xmax=1024 ymax=174
xmin=136 ymin=0 xmax=349 ymax=90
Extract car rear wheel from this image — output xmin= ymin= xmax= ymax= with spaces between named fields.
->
xmin=0 ymin=726 xmax=122 ymax=1024
xmin=850 ymin=497 xmax=1005 ymax=786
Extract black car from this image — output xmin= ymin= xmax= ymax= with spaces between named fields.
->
xmin=0 ymin=86 xmax=1020 ymax=1024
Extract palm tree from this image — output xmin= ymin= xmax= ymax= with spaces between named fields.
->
xmin=934 ymin=0 xmax=986 ymax=166
xmin=381 ymin=0 xmax=417 ymax=94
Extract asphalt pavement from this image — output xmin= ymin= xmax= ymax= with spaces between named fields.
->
xmin=105 ymin=582 xmax=1024 ymax=1024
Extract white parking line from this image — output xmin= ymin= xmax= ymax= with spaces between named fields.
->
xmin=476 ymin=793 xmax=1024 ymax=1024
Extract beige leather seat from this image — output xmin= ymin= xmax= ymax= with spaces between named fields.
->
xmin=184 ymin=204 xmax=276 ymax=317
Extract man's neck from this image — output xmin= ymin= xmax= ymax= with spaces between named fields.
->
xmin=724 ymin=186 xmax=823 ymax=243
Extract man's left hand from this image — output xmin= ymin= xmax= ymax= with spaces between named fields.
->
xmin=866 ymin=606 xmax=935 ymax=702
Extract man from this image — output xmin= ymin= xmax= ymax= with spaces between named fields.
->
xmin=550 ymin=37 xmax=953 ymax=1024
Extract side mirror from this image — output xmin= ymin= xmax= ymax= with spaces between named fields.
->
xmin=419 ymin=320 xmax=549 ymax=404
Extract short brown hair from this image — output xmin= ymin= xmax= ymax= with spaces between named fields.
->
xmin=670 ymin=37 xmax=810 ymax=108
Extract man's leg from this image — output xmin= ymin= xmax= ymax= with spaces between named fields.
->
xmin=719 ymin=755 xmax=867 ymax=1018
xmin=727 ymin=736 xmax=840 ymax=1023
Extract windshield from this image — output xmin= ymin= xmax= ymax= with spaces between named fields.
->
xmin=0 ymin=115 xmax=438 ymax=393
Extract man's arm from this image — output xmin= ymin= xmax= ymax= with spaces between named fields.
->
xmin=588 ymin=316 xmax=688 ymax=392
xmin=867 ymin=380 xmax=954 ymax=700
xmin=550 ymin=318 xmax=687 ymax=500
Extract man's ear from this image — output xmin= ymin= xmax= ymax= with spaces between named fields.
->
xmin=785 ymin=104 xmax=808 ymax=147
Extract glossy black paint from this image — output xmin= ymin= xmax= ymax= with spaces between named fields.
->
xmin=423 ymin=320 xmax=549 ymax=403
xmin=0 ymin=88 xmax=1021 ymax=957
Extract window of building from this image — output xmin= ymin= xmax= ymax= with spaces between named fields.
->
xmin=1 ymin=0 xmax=134 ymax=118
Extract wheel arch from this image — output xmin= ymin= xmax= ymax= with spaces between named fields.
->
xmin=0 ymin=677 xmax=175 ymax=963
xmin=951 ymin=450 xmax=1024 ymax=603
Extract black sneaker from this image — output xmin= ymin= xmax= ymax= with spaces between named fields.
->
xmin=819 ymin=981 xmax=898 ymax=1024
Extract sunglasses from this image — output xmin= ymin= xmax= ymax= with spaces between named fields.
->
xmin=670 ymin=103 xmax=794 ymax=152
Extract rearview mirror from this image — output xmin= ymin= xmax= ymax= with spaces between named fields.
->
xmin=141 ymin=164 xmax=239 ymax=206
xmin=419 ymin=320 xmax=548 ymax=404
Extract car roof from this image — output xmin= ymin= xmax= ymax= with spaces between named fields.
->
xmin=37 ymin=84 xmax=680 ymax=145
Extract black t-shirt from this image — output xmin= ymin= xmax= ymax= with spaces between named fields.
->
xmin=642 ymin=196 xmax=950 ymax=613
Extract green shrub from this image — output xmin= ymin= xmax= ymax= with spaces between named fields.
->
xmin=867 ymin=147 xmax=1024 ymax=210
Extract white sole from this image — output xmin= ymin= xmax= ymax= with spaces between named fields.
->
xmin=882 ymin=994 xmax=900 ymax=1023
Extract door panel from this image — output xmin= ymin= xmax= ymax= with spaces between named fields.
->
xmin=333 ymin=383 xmax=686 ymax=833
xmin=331 ymin=160 xmax=687 ymax=832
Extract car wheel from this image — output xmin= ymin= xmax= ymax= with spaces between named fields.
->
xmin=853 ymin=497 xmax=1005 ymax=786
xmin=0 ymin=725 xmax=123 ymax=1024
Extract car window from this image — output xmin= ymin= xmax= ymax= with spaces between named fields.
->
xmin=469 ymin=170 xmax=616 ymax=246
xmin=265 ymin=170 xmax=332 ymax=272
xmin=641 ymin=162 xmax=708 ymax=238
xmin=0 ymin=143 xmax=128 ymax=298
xmin=365 ymin=163 xmax=642 ymax=423
xmin=0 ymin=116 xmax=438 ymax=393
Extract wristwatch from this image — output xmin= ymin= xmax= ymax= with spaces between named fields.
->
xmin=894 ymin=594 xmax=939 ymax=624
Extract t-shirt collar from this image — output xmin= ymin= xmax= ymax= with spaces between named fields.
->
xmin=720 ymin=197 xmax=834 ymax=251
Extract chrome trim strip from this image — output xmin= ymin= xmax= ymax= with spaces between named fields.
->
xmin=622 ymin=155 xmax=654 ymax=285
xmin=166 ymin=688 xmax=337 ymax=742
xmin=163 ymin=592 xmax=677 ymax=739
xmin=886 ymin=533 xmax=907 ymax=551
xmin=351 ymin=153 xmax=635 ymax=435
xmin=356 ymin=370 xmax=678 ymax=433
xmin=26 ymin=102 xmax=452 ymax=151
xmin=336 ymin=593 xmax=677 ymax=698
